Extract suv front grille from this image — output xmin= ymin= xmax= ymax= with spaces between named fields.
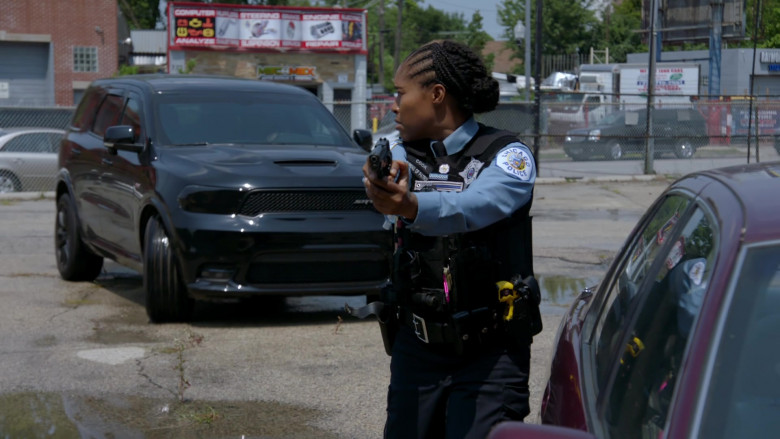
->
xmin=238 ymin=190 xmax=375 ymax=216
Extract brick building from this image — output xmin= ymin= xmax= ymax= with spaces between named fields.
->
xmin=0 ymin=0 xmax=121 ymax=106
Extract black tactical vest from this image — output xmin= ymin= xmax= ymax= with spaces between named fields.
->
xmin=393 ymin=124 xmax=535 ymax=315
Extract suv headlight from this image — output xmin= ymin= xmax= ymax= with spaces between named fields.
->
xmin=178 ymin=185 xmax=246 ymax=214
xmin=588 ymin=129 xmax=601 ymax=141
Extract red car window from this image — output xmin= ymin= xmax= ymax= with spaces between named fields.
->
xmin=698 ymin=244 xmax=780 ymax=438
xmin=605 ymin=207 xmax=717 ymax=438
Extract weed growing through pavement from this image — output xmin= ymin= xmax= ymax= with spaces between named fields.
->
xmin=333 ymin=315 xmax=343 ymax=334
xmin=181 ymin=405 xmax=221 ymax=425
xmin=171 ymin=330 xmax=204 ymax=402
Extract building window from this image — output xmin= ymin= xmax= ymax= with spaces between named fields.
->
xmin=73 ymin=47 xmax=98 ymax=72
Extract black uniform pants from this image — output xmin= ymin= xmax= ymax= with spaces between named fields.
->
xmin=384 ymin=326 xmax=531 ymax=439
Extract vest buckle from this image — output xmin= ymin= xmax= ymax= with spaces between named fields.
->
xmin=411 ymin=313 xmax=429 ymax=343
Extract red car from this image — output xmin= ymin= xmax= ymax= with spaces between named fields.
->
xmin=490 ymin=161 xmax=780 ymax=439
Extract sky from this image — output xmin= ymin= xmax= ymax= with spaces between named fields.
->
xmin=419 ymin=0 xmax=508 ymax=41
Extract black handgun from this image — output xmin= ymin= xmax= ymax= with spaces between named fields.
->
xmin=369 ymin=137 xmax=392 ymax=178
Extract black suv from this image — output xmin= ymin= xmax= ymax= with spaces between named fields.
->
xmin=55 ymin=75 xmax=391 ymax=322
xmin=563 ymin=108 xmax=709 ymax=161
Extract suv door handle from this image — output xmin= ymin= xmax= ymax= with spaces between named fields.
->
xmin=102 ymin=158 xmax=113 ymax=166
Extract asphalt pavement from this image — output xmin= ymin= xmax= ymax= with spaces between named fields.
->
xmin=0 ymin=172 xmax=674 ymax=437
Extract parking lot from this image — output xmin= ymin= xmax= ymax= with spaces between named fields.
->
xmin=0 ymin=177 xmax=671 ymax=437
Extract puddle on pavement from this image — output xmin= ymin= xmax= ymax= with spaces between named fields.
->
xmin=538 ymin=274 xmax=597 ymax=308
xmin=0 ymin=392 xmax=339 ymax=439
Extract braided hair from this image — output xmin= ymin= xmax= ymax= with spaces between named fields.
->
xmin=401 ymin=39 xmax=499 ymax=114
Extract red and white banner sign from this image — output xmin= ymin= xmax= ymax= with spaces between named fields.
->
xmin=169 ymin=2 xmax=366 ymax=53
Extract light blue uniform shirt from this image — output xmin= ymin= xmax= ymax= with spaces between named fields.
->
xmin=390 ymin=117 xmax=536 ymax=236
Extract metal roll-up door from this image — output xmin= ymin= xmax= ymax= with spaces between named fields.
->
xmin=753 ymin=76 xmax=780 ymax=98
xmin=0 ymin=42 xmax=53 ymax=106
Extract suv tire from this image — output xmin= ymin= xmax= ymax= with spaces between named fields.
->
xmin=674 ymin=139 xmax=695 ymax=159
xmin=144 ymin=216 xmax=193 ymax=323
xmin=55 ymin=193 xmax=104 ymax=281
xmin=607 ymin=140 xmax=623 ymax=161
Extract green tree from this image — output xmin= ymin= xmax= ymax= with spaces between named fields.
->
xmin=118 ymin=0 xmax=161 ymax=30
xmin=744 ymin=0 xmax=780 ymax=48
xmin=458 ymin=11 xmax=494 ymax=72
xmin=497 ymin=0 xmax=599 ymax=59
xmin=594 ymin=0 xmax=645 ymax=62
xmin=363 ymin=0 xmax=473 ymax=90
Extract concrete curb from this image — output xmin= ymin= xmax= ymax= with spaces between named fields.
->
xmin=0 ymin=191 xmax=55 ymax=201
xmin=536 ymin=174 xmax=668 ymax=185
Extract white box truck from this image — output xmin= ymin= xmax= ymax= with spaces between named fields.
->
xmin=619 ymin=63 xmax=700 ymax=109
xmin=546 ymin=63 xmax=700 ymax=136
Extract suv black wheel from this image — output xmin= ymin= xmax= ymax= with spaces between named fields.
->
xmin=144 ymin=216 xmax=193 ymax=323
xmin=674 ymin=139 xmax=695 ymax=159
xmin=55 ymin=193 xmax=104 ymax=281
xmin=607 ymin=140 xmax=623 ymax=160
xmin=0 ymin=171 xmax=21 ymax=193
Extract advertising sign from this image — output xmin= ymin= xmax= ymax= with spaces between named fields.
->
xmin=619 ymin=64 xmax=701 ymax=106
xmin=732 ymin=107 xmax=780 ymax=135
xmin=626 ymin=67 xmax=700 ymax=95
xmin=169 ymin=1 xmax=366 ymax=54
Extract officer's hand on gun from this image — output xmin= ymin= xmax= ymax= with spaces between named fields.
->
xmin=362 ymin=138 xmax=418 ymax=220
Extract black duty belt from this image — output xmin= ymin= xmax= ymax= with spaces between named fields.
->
xmin=400 ymin=309 xmax=459 ymax=345
xmin=399 ymin=306 xmax=504 ymax=347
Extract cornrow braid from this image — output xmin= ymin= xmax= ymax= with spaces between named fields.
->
xmin=401 ymin=39 xmax=499 ymax=114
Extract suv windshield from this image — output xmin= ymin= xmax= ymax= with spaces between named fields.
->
xmin=600 ymin=111 xmax=625 ymax=126
xmin=153 ymin=91 xmax=354 ymax=147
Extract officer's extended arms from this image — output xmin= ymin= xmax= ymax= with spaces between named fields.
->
xmin=369 ymin=137 xmax=392 ymax=178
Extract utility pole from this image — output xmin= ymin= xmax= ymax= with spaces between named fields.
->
xmin=393 ymin=0 xmax=403 ymax=74
xmin=378 ymin=0 xmax=385 ymax=86
xmin=644 ymin=0 xmax=659 ymax=175
xmin=533 ymin=0 xmax=542 ymax=169
xmin=524 ymin=0 xmax=531 ymax=102
xmin=709 ymin=0 xmax=723 ymax=98
xmin=747 ymin=0 xmax=762 ymax=163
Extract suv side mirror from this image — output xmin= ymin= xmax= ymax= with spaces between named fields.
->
xmin=353 ymin=128 xmax=373 ymax=152
xmin=104 ymin=125 xmax=142 ymax=154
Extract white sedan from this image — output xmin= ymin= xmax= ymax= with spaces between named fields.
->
xmin=0 ymin=127 xmax=65 ymax=193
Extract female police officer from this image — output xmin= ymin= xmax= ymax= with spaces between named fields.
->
xmin=362 ymin=40 xmax=539 ymax=439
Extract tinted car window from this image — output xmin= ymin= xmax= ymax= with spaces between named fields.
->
xmin=605 ymin=207 xmax=717 ymax=439
xmin=71 ymin=87 xmax=105 ymax=131
xmin=3 ymin=133 xmax=52 ymax=153
xmin=121 ymin=94 xmax=146 ymax=144
xmin=593 ymin=194 xmax=692 ymax=387
xmin=92 ymin=94 xmax=125 ymax=137
xmin=153 ymin=91 xmax=354 ymax=147
xmin=699 ymin=243 xmax=780 ymax=439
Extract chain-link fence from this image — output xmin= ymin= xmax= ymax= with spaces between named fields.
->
xmin=335 ymin=95 xmax=780 ymax=171
xmin=0 ymin=107 xmax=74 ymax=193
xmin=3 ymin=95 xmax=780 ymax=193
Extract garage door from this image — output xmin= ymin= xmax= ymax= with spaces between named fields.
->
xmin=753 ymin=76 xmax=780 ymax=98
xmin=0 ymin=42 xmax=53 ymax=106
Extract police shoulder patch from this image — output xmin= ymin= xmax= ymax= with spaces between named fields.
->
xmin=497 ymin=146 xmax=533 ymax=181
